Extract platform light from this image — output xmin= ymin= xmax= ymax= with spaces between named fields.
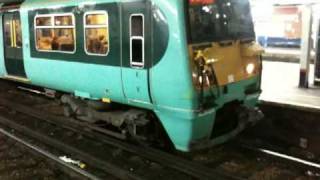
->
xmin=246 ymin=63 xmax=255 ymax=74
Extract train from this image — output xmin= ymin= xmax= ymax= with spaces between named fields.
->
xmin=0 ymin=0 xmax=263 ymax=152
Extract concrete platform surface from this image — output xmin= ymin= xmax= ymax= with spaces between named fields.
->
xmin=260 ymin=61 xmax=320 ymax=111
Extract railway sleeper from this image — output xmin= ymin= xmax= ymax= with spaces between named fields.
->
xmin=61 ymin=95 xmax=151 ymax=142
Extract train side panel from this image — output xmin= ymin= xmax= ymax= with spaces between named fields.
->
xmin=20 ymin=1 xmax=126 ymax=102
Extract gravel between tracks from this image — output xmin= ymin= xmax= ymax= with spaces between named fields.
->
xmin=0 ymin=133 xmax=74 ymax=180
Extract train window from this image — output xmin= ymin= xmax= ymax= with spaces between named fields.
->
xmin=4 ymin=15 xmax=22 ymax=48
xmin=54 ymin=16 xmax=73 ymax=26
xmin=35 ymin=14 xmax=76 ymax=53
xmin=84 ymin=11 xmax=109 ymax=56
xmin=86 ymin=14 xmax=107 ymax=25
xmin=36 ymin=16 xmax=51 ymax=26
xmin=4 ymin=19 xmax=12 ymax=46
xmin=130 ymin=15 xmax=144 ymax=68
xmin=131 ymin=16 xmax=143 ymax=37
xmin=15 ymin=18 xmax=22 ymax=48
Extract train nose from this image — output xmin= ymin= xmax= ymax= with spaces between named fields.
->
xmin=190 ymin=105 xmax=263 ymax=151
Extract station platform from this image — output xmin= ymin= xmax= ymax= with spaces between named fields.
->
xmin=260 ymin=61 xmax=320 ymax=111
xmin=262 ymin=48 xmax=316 ymax=63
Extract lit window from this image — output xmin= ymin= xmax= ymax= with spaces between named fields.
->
xmin=35 ymin=14 xmax=76 ymax=53
xmin=55 ymin=16 xmax=73 ymax=26
xmin=15 ymin=19 xmax=22 ymax=48
xmin=4 ymin=16 xmax=22 ymax=48
xmin=4 ymin=19 xmax=12 ymax=47
xmin=84 ymin=12 xmax=109 ymax=56
xmin=36 ymin=16 xmax=51 ymax=26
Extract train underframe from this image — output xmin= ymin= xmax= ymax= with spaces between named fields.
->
xmin=60 ymin=94 xmax=170 ymax=148
xmin=60 ymin=93 xmax=263 ymax=151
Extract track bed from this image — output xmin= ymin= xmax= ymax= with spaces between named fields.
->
xmin=0 ymin=132 xmax=81 ymax=180
xmin=0 ymin=80 xmax=318 ymax=180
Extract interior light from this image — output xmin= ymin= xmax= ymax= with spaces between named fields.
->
xmin=202 ymin=6 xmax=210 ymax=13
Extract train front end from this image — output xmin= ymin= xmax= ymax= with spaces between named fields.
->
xmin=186 ymin=0 xmax=263 ymax=150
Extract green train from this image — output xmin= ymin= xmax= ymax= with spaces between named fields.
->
xmin=0 ymin=0 xmax=263 ymax=151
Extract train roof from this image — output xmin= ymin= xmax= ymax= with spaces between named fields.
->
xmin=0 ymin=0 xmax=24 ymax=3
xmin=1 ymin=0 xmax=178 ymax=12
xmin=17 ymin=0 xmax=108 ymax=10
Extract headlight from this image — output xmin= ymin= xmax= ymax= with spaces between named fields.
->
xmin=246 ymin=63 xmax=255 ymax=74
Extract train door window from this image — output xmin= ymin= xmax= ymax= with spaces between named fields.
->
xmin=4 ymin=17 xmax=12 ymax=47
xmin=15 ymin=17 xmax=22 ymax=48
xmin=84 ymin=11 xmax=109 ymax=56
xmin=130 ymin=14 xmax=144 ymax=68
xmin=35 ymin=13 xmax=76 ymax=53
xmin=4 ymin=14 xmax=22 ymax=48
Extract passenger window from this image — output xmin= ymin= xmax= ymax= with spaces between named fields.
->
xmin=130 ymin=15 xmax=144 ymax=67
xmin=4 ymin=15 xmax=22 ymax=48
xmin=36 ymin=16 xmax=51 ymax=26
xmin=35 ymin=14 xmax=75 ymax=53
xmin=84 ymin=12 xmax=109 ymax=55
xmin=54 ymin=16 xmax=73 ymax=26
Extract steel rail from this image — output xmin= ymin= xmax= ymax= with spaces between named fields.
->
xmin=0 ymin=114 xmax=144 ymax=180
xmin=0 ymin=98 xmax=242 ymax=180
xmin=0 ymin=127 xmax=101 ymax=180
xmin=236 ymin=137 xmax=320 ymax=171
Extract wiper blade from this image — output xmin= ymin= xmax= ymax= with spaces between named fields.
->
xmin=240 ymin=38 xmax=255 ymax=44
xmin=218 ymin=40 xmax=234 ymax=47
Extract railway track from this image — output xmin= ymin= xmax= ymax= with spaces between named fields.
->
xmin=0 ymin=82 xmax=237 ymax=180
xmin=0 ymin=80 xmax=318 ymax=179
xmin=0 ymin=130 xmax=83 ymax=180
xmin=0 ymin=128 xmax=107 ymax=180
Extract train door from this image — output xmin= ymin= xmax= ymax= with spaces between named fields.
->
xmin=121 ymin=2 xmax=151 ymax=104
xmin=3 ymin=11 xmax=26 ymax=78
